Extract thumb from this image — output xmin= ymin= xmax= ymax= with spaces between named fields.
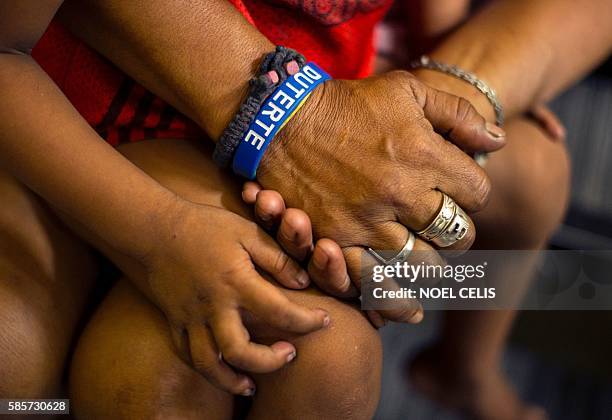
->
xmin=416 ymin=83 xmax=506 ymax=153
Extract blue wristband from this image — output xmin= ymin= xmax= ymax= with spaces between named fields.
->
xmin=232 ymin=62 xmax=331 ymax=179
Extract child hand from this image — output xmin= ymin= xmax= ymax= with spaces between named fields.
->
xmin=145 ymin=199 xmax=331 ymax=396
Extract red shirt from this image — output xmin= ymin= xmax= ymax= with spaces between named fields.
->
xmin=32 ymin=0 xmax=392 ymax=145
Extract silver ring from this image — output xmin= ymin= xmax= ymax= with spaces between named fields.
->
xmin=367 ymin=231 xmax=416 ymax=265
xmin=417 ymin=193 xmax=470 ymax=247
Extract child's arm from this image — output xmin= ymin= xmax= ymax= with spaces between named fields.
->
xmin=0 ymin=0 xmax=329 ymax=396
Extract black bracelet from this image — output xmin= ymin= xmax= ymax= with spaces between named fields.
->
xmin=213 ymin=46 xmax=306 ymax=168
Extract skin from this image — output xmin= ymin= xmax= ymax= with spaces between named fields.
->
xmin=0 ymin=0 xmax=502 ymax=397
xmin=396 ymin=1 xmax=602 ymax=418
xmin=0 ymin=0 xmax=608 ymax=418
xmin=58 ymin=0 xmax=505 ymax=278
xmin=0 ymin=0 xmax=346 ymax=397
xmin=67 ymin=138 xmax=382 ymax=419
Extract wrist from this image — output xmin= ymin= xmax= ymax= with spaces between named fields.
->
xmin=124 ymin=189 xmax=186 ymax=266
xmin=232 ymin=62 xmax=331 ymax=180
xmin=198 ymin=45 xmax=274 ymax=140
xmin=257 ymin=79 xmax=328 ymax=183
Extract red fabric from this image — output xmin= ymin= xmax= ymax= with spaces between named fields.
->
xmin=230 ymin=0 xmax=391 ymax=79
xmin=31 ymin=1 xmax=391 ymax=145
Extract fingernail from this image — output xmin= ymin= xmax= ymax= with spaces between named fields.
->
xmin=341 ymin=275 xmax=351 ymax=291
xmin=485 ymin=122 xmax=506 ymax=140
xmin=242 ymin=387 xmax=256 ymax=397
xmin=410 ymin=308 xmax=424 ymax=324
xmin=266 ymin=70 xmax=279 ymax=84
xmin=285 ymin=60 xmax=299 ymax=75
xmin=287 ymin=350 xmax=297 ymax=362
xmin=296 ymin=270 xmax=309 ymax=287
xmin=323 ymin=314 xmax=331 ymax=327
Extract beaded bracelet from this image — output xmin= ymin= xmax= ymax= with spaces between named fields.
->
xmin=213 ymin=46 xmax=306 ymax=168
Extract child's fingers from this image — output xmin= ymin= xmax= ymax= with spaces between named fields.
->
xmin=209 ymin=309 xmax=299 ymax=374
xmin=277 ymin=208 xmax=314 ymax=261
xmin=239 ymin=273 xmax=330 ymax=334
xmin=242 ymin=181 xmax=263 ymax=204
xmin=244 ymin=228 xmax=309 ymax=289
xmin=254 ymin=190 xmax=286 ymax=230
xmin=187 ymin=323 xmax=256 ymax=396
xmin=169 ymin=323 xmax=191 ymax=363
xmin=308 ymin=238 xmax=358 ymax=298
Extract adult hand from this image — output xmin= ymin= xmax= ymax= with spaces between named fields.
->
xmin=144 ymin=198 xmax=330 ymax=396
xmin=257 ymin=71 xmax=505 ymax=322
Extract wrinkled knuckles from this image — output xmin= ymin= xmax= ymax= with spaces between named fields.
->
xmin=454 ymin=96 xmax=477 ymax=123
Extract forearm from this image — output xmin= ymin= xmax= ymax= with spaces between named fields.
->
xmin=58 ymin=0 xmax=274 ymax=140
xmin=415 ymin=0 xmax=612 ymax=121
xmin=0 ymin=53 xmax=177 ymax=261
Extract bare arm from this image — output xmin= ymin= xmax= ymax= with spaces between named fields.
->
xmin=0 ymin=1 xmax=334 ymax=394
xmin=57 ymin=0 xmax=512 ymax=321
xmin=0 ymin=0 xmax=176 ymax=262
xmin=58 ymin=0 xmax=273 ymax=140
xmin=412 ymin=0 xmax=612 ymax=122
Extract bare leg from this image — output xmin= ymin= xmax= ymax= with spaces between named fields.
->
xmin=0 ymin=170 xmax=96 ymax=397
xmin=68 ymin=138 xmax=382 ymax=420
xmin=410 ymin=117 xmax=571 ymax=420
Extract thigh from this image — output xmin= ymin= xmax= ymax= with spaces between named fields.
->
xmin=69 ymin=138 xmax=381 ymax=419
xmin=0 ymin=169 xmax=96 ymax=397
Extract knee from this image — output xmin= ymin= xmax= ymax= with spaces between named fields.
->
xmin=287 ymin=296 xmax=383 ymax=419
xmin=70 ymin=281 xmax=231 ymax=420
xmin=496 ymin=122 xmax=571 ymax=247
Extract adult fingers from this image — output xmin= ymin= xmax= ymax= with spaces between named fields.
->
xmin=308 ymin=238 xmax=358 ymax=298
xmin=209 ymin=309 xmax=298 ymax=373
xmin=242 ymin=181 xmax=262 ymax=204
xmin=243 ymin=227 xmax=309 ymax=289
xmin=187 ymin=323 xmax=256 ymax=396
xmin=366 ymin=310 xmax=386 ymax=329
xmin=344 ymin=243 xmax=424 ymax=324
xmin=277 ymin=208 xmax=314 ymax=261
xmin=342 ymin=224 xmax=432 ymax=323
xmin=239 ymin=272 xmax=330 ymax=333
xmin=254 ymin=190 xmax=286 ymax=230
xmin=248 ymin=189 xmax=315 ymax=261
xmin=393 ymin=122 xmax=491 ymax=216
xmin=395 ymin=188 xmax=477 ymax=252
xmin=427 ymin=132 xmax=493 ymax=214
xmin=413 ymin=80 xmax=506 ymax=153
